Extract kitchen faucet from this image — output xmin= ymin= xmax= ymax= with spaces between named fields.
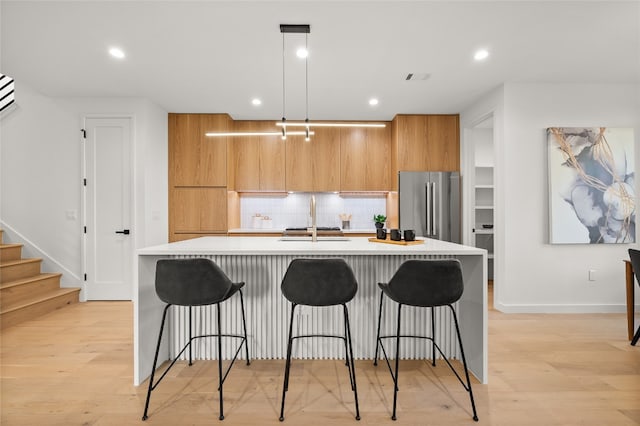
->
xmin=309 ymin=194 xmax=317 ymax=242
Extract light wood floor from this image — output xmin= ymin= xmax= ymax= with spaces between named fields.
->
xmin=1 ymin=297 xmax=639 ymax=425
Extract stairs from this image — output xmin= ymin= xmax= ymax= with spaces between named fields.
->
xmin=0 ymin=229 xmax=81 ymax=329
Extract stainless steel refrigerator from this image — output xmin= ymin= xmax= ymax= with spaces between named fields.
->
xmin=398 ymin=171 xmax=461 ymax=242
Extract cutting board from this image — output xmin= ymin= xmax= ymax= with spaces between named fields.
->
xmin=368 ymin=237 xmax=424 ymax=246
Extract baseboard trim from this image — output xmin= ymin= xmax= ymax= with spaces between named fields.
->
xmin=494 ymin=302 xmax=638 ymax=314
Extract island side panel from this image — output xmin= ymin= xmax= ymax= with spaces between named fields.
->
xmin=135 ymin=254 xmax=171 ymax=386
xmin=457 ymin=252 xmax=488 ymax=384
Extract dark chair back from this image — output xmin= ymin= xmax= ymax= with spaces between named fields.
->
xmin=281 ymin=258 xmax=358 ymax=306
xmin=155 ymin=258 xmax=233 ymax=306
xmin=629 ymin=249 xmax=640 ymax=288
xmin=386 ymin=259 xmax=464 ymax=307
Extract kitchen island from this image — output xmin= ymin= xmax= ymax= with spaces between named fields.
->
xmin=135 ymin=236 xmax=487 ymax=385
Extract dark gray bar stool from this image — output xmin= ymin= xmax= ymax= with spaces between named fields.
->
xmin=373 ymin=259 xmax=478 ymax=421
xmin=279 ymin=258 xmax=360 ymax=421
xmin=628 ymin=249 xmax=640 ymax=346
xmin=142 ymin=258 xmax=250 ymax=421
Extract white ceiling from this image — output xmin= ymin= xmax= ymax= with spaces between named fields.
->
xmin=2 ymin=1 xmax=639 ymax=121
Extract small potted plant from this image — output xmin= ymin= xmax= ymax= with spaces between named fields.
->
xmin=373 ymin=214 xmax=387 ymax=229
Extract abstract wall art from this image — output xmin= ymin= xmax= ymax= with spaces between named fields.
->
xmin=547 ymin=127 xmax=635 ymax=244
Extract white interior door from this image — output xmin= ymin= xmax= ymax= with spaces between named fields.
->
xmin=83 ymin=117 xmax=132 ymax=300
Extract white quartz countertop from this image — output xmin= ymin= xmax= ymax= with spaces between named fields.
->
xmin=227 ymin=228 xmax=375 ymax=234
xmin=138 ymin=236 xmax=486 ymax=256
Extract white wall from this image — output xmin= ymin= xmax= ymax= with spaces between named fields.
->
xmin=0 ymin=81 xmax=168 ymax=295
xmin=463 ymin=82 xmax=639 ymax=313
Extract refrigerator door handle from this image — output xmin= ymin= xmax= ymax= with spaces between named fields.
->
xmin=431 ymin=182 xmax=437 ymax=237
xmin=425 ymin=183 xmax=431 ymax=235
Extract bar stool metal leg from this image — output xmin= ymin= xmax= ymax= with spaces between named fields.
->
xmin=239 ymin=290 xmax=251 ymax=364
xmin=343 ymin=304 xmax=361 ymax=420
xmin=431 ymin=308 xmax=436 ymax=366
xmin=373 ymin=290 xmax=384 ymax=366
xmin=217 ymin=303 xmax=225 ymax=420
xmin=279 ymin=304 xmax=297 ymax=421
xmin=391 ymin=303 xmax=402 ymax=421
xmin=142 ymin=304 xmax=171 ymax=421
xmin=449 ymin=305 xmax=479 ymax=422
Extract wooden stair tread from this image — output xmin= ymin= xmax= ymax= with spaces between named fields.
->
xmin=1 ymin=273 xmax=62 ymax=289
xmin=0 ymin=243 xmax=23 ymax=249
xmin=0 ymin=287 xmax=80 ymax=315
xmin=0 ymin=258 xmax=41 ymax=267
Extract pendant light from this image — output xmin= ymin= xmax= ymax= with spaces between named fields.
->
xmin=206 ymin=24 xmax=385 ymax=139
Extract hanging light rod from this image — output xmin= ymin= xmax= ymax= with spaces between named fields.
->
xmin=280 ymin=24 xmax=310 ymax=33
xmin=205 ymin=131 xmax=315 ymax=137
xmin=276 ymin=121 xmax=386 ymax=128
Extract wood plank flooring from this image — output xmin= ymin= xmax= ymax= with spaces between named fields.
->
xmin=1 ymin=300 xmax=639 ymax=425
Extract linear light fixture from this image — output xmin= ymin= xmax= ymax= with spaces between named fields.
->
xmin=206 ymin=131 xmax=315 ymax=137
xmin=276 ymin=121 xmax=386 ymax=128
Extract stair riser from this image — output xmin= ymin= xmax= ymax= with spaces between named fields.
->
xmin=0 ymin=245 xmax=22 ymax=262
xmin=0 ymin=261 xmax=41 ymax=283
xmin=1 ymin=277 xmax=62 ymax=311
xmin=0 ymin=290 xmax=80 ymax=329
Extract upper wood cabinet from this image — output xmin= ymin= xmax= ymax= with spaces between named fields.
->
xmin=231 ymin=121 xmax=285 ymax=191
xmin=391 ymin=114 xmax=460 ymax=173
xmin=340 ymin=126 xmax=391 ymax=191
xmin=285 ymin=127 xmax=341 ymax=192
xmin=169 ymin=113 xmax=231 ymax=187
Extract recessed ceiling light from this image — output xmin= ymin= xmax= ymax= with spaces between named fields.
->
xmin=296 ymin=48 xmax=308 ymax=59
xmin=474 ymin=49 xmax=489 ymax=61
xmin=109 ymin=47 xmax=125 ymax=59
xmin=369 ymin=98 xmax=379 ymax=106
xmin=251 ymin=98 xmax=262 ymax=106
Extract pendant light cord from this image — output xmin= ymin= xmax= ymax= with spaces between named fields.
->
xmin=281 ymin=32 xmax=286 ymax=139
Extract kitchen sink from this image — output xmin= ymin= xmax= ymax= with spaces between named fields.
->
xmin=278 ymin=236 xmax=351 ymax=242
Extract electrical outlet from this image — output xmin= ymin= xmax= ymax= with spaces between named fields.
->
xmin=588 ymin=269 xmax=596 ymax=281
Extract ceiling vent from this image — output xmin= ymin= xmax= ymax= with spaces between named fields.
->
xmin=405 ymin=73 xmax=431 ymax=81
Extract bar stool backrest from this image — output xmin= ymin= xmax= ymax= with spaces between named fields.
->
xmin=155 ymin=258 xmax=233 ymax=306
xmin=387 ymin=259 xmax=464 ymax=307
xmin=281 ymin=258 xmax=358 ymax=306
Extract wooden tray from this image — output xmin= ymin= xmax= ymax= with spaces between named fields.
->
xmin=368 ymin=237 xmax=424 ymax=246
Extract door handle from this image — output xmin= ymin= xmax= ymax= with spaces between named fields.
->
xmin=115 ymin=229 xmax=130 ymax=235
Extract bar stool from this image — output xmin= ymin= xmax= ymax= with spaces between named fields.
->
xmin=279 ymin=258 xmax=360 ymax=421
xmin=373 ymin=259 xmax=478 ymax=421
xmin=628 ymin=249 xmax=640 ymax=346
xmin=142 ymin=258 xmax=250 ymax=421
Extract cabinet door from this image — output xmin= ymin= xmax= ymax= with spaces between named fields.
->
xmin=426 ymin=115 xmax=459 ymax=171
xmin=312 ymin=127 xmax=341 ymax=191
xmin=171 ymin=187 xmax=227 ymax=233
xmin=394 ymin=115 xmax=429 ymax=172
xmin=365 ymin=126 xmax=392 ymax=190
xmin=170 ymin=114 xmax=230 ymax=186
xmin=285 ymin=137 xmax=313 ymax=191
xmin=340 ymin=128 xmax=367 ymax=191
xmin=393 ymin=114 xmax=459 ymax=172
xmin=259 ymin=132 xmax=285 ymax=191
xmin=232 ymin=121 xmax=261 ymax=191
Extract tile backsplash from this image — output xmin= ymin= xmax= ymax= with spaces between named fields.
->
xmin=240 ymin=193 xmax=386 ymax=230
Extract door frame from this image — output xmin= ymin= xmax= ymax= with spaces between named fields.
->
xmin=81 ymin=114 xmax=136 ymax=301
xmin=462 ymin=110 xmax=501 ymax=310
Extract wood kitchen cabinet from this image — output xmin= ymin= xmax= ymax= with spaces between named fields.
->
xmin=169 ymin=113 xmax=231 ymax=186
xmin=285 ymin=127 xmax=341 ymax=192
xmin=231 ymin=121 xmax=285 ymax=191
xmin=340 ymin=126 xmax=391 ymax=191
xmin=169 ymin=113 xmax=231 ymax=241
xmin=391 ymin=114 xmax=459 ymax=190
